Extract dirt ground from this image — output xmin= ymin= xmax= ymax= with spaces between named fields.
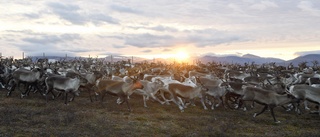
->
xmin=0 ymin=88 xmax=319 ymax=137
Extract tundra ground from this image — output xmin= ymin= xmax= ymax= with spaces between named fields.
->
xmin=0 ymin=89 xmax=319 ymax=137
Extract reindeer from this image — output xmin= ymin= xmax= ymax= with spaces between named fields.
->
xmin=94 ymin=76 xmax=144 ymax=111
xmin=7 ymin=68 xmax=44 ymax=98
xmin=167 ymin=82 xmax=208 ymax=112
xmin=241 ymin=86 xmax=299 ymax=123
xmin=133 ymin=78 xmax=165 ymax=107
xmin=289 ymin=85 xmax=320 ymax=114
xmin=45 ymin=75 xmax=83 ymax=105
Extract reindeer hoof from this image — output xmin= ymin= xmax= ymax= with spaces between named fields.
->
xmin=253 ymin=113 xmax=257 ymax=118
xmin=243 ymin=107 xmax=247 ymax=112
xmin=275 ymin=121 xmax=281 ymax=124
xmin=20 ymin=94 xmax=26 ymax=99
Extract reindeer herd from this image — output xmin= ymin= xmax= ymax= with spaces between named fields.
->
xmin=0 ymin=57 xmax=320 ymax=123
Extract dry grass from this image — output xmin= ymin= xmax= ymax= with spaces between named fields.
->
xmin=0 ymin=88 xmax=319 ymax=137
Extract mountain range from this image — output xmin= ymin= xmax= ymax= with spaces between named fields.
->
xmin=197 ymin=54 xmax=320 ymax=66
xmin=29 ymin=54 xmax=320 ymax=67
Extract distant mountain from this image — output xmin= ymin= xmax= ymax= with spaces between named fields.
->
xmin=29 ymin=54 xmax=320 ymax=67
xmin=198 ymin=54 xmax=285 ymax=65
xmin=284 ymin=54 xmax=320 ymax=66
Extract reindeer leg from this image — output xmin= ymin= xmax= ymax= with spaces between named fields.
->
xmin=253 ymin=105 xmax=268 ymax=118
xmin=21 ymin=84 xmax=30 ymax=98
xmin=200 ymin=97 xmax=208 ymax=110
xmin=7 ymin=82 xmax=16 ymax=97
xmin=143 ymin=95 xmax=148 ymax=108
xmin=124 ymin=96 xmax=131 ymax=112
xmin=304 ymin=100 xmax=310 ymax=110
xmin=88 ymin=86 xmax=93 ymax=102
xmin=64 ymin=92 xmax=68 ymax=105
xmin=172 ymin=96 xmax=184 ymax=112
xmin=151 ymin=93 xmax=165 ymax=105
xmin=216 ymin=96 xmax=223 ymax=108
xmin=46 ymin=88 xmax=51 ymax=103
xmin=269 ymin=105 xmax=280 ymax=123
xmin=100 ymin=91 xmax=106 ymax=103
xmin=318 ymin=103 xmax=320 ymax=116
xmin=34 ymin=83 xmax=43 ymax=96
xmin=159 ymin=89 xmax=171 ymax=105
xmin=69 ymin=93 xmax=75 ymax=102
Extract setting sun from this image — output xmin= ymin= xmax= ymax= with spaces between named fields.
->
xmin=174 ymin=50 xmax=190 ymax=62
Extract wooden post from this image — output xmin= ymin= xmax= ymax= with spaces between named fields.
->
xmin=111 ymin=55 xmax=113 ymax=64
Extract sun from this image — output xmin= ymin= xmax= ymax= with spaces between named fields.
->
xmin=174 ymin=50 xmax=190 ymax=62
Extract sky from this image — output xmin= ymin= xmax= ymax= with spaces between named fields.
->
xmin=0 ymin=0 xmax=320 ymax=61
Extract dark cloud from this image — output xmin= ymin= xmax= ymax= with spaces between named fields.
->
xmin=127 ymin=25 xmax=178 ymax=32
xmin=15 ymin=44 xmax=54 ymax=52
xmin=22 ymin=34 xmax=81 ymax=45
xmin=186 ymin=29 xmax=246 ymax=47
xmin=142 ymin=50 xmax=152 ymax=53
xmin=47 ymin=2 xmax=119 ymax=25
xmin=63 ymin=48 xmax=89 ymax=53
xmin=162 ymin=49 xmax=172 ymax=52
xmin=122 ymin=28 xmax=246 ymax=49
xmin=26 ymin=51 xmax=76 ymax=57
xmin=150 ymin=25 xmax=178 ymax=32
xmin=188 ymin=35 xmax=242 ymax=47
xmin=124 ymin=33 xmax=175 ymax=48
xmin=23 ymin=13 xmax=41 ymax=19
xmin=99 ymin=52 xmax=122 ymax=56
xmin=110 ymin=4 xmax=142 ymax=14
xmin=113 ymin=44 xmax=126 ymax=49
xmin=14 ymin=43 xmax=76 ymax=57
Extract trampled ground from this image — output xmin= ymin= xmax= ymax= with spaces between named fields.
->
xmin=0 ymin=89 xmax=319 ymax=137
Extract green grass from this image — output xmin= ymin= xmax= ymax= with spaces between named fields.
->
xmin=0 ymin=89 xmax=319 ymax=136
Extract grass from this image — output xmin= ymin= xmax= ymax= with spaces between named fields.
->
xmin=0 ymin=88 xmax=319 ymax=137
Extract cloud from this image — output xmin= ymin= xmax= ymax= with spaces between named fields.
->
xmin=22 ymin=34 xmax=81 ymax=45
xmin=162 ymin=49 xmax=172 ymax=52
xmin=298 ymin=1 xmax=320 ymax=16
xmin=122 ymin=28 xmax=246 ymax=49
xmin=14 ymin=43 xmax=76 ymax=57
xmin=127 ymin=25 xmax=178 ymax=32
xmin=124 ymin=33 xmax=175 ymax=48
xmin=150 ymin=25 xmax=178 ymax=32
xmin=250 ymin=1 xmax=278 ymax=11
xmin=110 ymin=4 xmax=142 ymax=14
xmin=113 ymin=44 xmax=126 ymax=49
xmin=99 ymin=52 xmax=122 ymax=56
xmin=186 ymin=29 xmax=246 ymax=47
xmin=142 ymin=50 xmax=152 ymax=53
xmin=294 ymin=50 xmax=320 ymax=56
xmin=25 ymin=51 xmax=76 ymax=57
xmin=23 ymin=13 xmax=41 ymax=19
xmin=1 ymin=1 xmax=320 ymax=60
xmin=47 ymin=2 xmax=119 ymax=25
